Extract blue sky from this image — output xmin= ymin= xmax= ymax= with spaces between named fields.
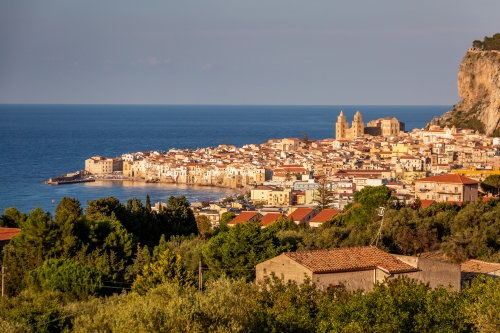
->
xmin=1 ymin=1 xmax=499 ymax=105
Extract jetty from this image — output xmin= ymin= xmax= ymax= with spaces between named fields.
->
xmin=44 ymin=170 xmax=95 ymax=185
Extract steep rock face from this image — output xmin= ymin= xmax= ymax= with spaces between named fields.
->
xmin=428 ymin=50 xmax=500 ymax=135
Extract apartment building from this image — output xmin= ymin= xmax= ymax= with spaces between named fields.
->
xmin=414 ymin=174 xmax=479 ymax=203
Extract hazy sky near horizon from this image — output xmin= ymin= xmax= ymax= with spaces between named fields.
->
xmin=1 ymin=1 xmax=499 ymax=105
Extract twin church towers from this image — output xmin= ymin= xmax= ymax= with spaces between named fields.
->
xmin=335 ymin=110 xmax=405 ymax=140
xmin=335 ymin=110 xmax=364 ymax=140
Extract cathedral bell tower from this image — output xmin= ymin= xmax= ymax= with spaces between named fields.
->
xmin=336 ymin=111 xmax=348 ymax=140
xmin=352 ymin=110 xmax=364 ymax=138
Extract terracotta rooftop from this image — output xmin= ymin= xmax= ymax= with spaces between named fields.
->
xmin=309 ymin=209 xmax=341 ymax=223
xmin=419 ymin=199 xmax=436 ymax=208
xmin=461 ymin=259 xmax=500 ymax=274
xmin=415 ymin=174 xmax=478 ymax=185
xmin=284 ymin=246 xmax=419 ymax=274
xmin=287 ymin=208 xmax=317 ymax=221
xmin=0 ymin=227 xmax=21 ymax=242
xmin=227 ymin=211 xmax=261 ymax=225
xmin=260 ymin=213 xmax=285 ymax=226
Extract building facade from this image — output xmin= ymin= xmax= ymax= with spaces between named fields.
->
xmin=335 ymin=111 xmax=364 ymax=140
xmin=414 ymin=174 xmax=479 ymax=202
xmin=85 ymin=156 xmax=123 ymax=174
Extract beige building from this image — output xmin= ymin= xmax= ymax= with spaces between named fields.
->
xmin=365 ymin=117 xmax=405 ymax=137
xmin=85 ymin=156 xmax=123 ymax=175
xmin=414 ymin=174 xmax=479 ymax=202
xmin=256 ymin=246 xmax=461 ymax=292
xmin=335 ymin=110 xmax=364 ymax=140
xmin=251 ymin=185 xmax=274 ymax=204
xmin=268 ymin=187 xmax=292 ymax=206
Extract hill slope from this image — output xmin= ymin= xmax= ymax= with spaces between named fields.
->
xmin=428 ymin=49 xmax=500 ymax=135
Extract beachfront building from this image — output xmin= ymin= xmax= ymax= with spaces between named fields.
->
xmin=85 ymin=156 xmax=123 ymax=174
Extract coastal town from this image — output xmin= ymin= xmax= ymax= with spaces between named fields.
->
xmin=75 ymin=110 xmax=500 ymax=225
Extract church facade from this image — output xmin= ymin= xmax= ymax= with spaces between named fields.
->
xmin=335 ymin=111 xmax=405 ymax=139
xmin=335 ymin=110 xmax=364 ymax=140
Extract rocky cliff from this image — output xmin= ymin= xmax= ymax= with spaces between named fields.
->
xmin=427 ymin=50 xmax=500 ymax=135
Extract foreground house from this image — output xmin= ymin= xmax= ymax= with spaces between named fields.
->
xmin=256 ymin=246 xmax=461 ymax=292
xmin=308 ymin=209 xmax=341 ymax=228
xmin=461 ymin=259 xmax=500 ymax=285
xmin=259 ymin=213 xmax=285 ymax=227
xmin=287 ymin=208 xmax=319 ymax=226
xmin=227 ymin=212 xmax=262 ymax=226
xmin=0 ymin=227 xmax=21 ymax=249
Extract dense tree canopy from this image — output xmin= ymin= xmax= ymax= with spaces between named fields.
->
xmin=202 ymin=223 xmax=290 ymax=280
xmin=28 ymin=258 xmax=102 ymax=300
xmin=472 ymin=33 xmax=500 ymax=50
xmin=0 ymin=207 xmax=26 ymax=227
xmin=481 ymin=174 xmax=500 ymax=196
xmin=2 ymin=196 xmax=500 ymax=331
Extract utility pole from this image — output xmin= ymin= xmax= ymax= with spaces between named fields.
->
xmin=371 ymin=207 xmax=386 ymax=247
xmin=1 ymin=266 xmax=5 ymax=298
xmin=198 ymin=260 xmax=203 ymax=291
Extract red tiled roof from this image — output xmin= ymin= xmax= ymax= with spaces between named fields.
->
xmin=310 ymin=209 xmax=341 ymax=223
xmin=461 ymin=259 xmax=500 ymax=274
xmin=0 ymin=227 xmax=21 ymax=241
xmin=419 ymin=200 xmax=436 ymax=208
xmin=285 ymin=246 xmax=419 ymax=274
xmin=415 ymin=174 xmax=478 ymax=185
xmin=228 ymin=212 xmax=261 ymax=225
xmin=260 ymin=213 xmax=285 ymax=226
xmin=287 ymin=208 xmax=317 ymax=221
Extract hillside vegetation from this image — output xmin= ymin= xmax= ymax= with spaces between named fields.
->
xmin=1 ymin=192 xmax=500 ymax=331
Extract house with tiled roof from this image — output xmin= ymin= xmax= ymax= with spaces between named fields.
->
xmin=309 ymin=209 xmax=341 ymax=228
xmin=287 ymin=207 xmax=318 ymax=225
xmin=461 ymin=259 xmax=500 ymax=284
xmin=414 ymin=173 xmax=479 ymax=203
xmin=227 ymin=212 xmax=262 ymax=226
xmin=259 ymin=213 xmax=285 ymax=227
xmin=0 ymin=227 xmax=21 ymax=249
xmin=256 ymin=246 xmax=461 ymax=292
xmin=419 ymin=199 xmax=436 ymax=209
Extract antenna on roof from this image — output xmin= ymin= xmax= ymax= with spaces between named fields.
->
xmin=371 ymin=207 xmax=385 ymax=247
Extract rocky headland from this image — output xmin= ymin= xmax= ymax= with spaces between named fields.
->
xmin=428 ymin=47 xmax=500 ymax=136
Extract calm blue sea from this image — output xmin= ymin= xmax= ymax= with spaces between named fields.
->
xmin=0 ymin=104 xmax=449 ymax=215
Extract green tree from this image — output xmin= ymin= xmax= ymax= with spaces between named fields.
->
xmin=302 ymin=132 xmax=310 ymax=146
xmin=85 ymin=197 xmax=126 ymax=221
xmin=0 ymin=207 xmax=27 ymax=228
xmin=220 ymin=212 xmax=236 ymax=225
xmin=166 ymin=196 xmax=197 ymax=236
xmin=313 ymin=176 xmax=334 ymax=211
xmin=481 ymin=175 xmax=500 ymax=196
xmin=267 ymin=216 xmax=298 ymax=232
xmin=132 ymin=248 xmax=194 ymax=295
xmin=196 ymin=215 xmax=212 ymax=238
xmin=354 ymin=185 xmax=392 ymax=209
xmin=28 ymin=258 xmax=102 ymax=300
xmin=54 ymin=197 xmax=84 ymax=257
xmin=202 ymin=223 xmax=290 ymax=280
xmin=145 ymin=194 xmax=152 ymax=211
xmin=55 ymin=197 xmax=82 ymax=224
xmin=472 ymin=39 xmax=483 ymax=49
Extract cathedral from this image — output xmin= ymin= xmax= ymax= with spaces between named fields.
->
xmin=335 ymin=110 xmax=364 ymax=140
xmin=335 ymin=110 xmax=405 ymax=139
